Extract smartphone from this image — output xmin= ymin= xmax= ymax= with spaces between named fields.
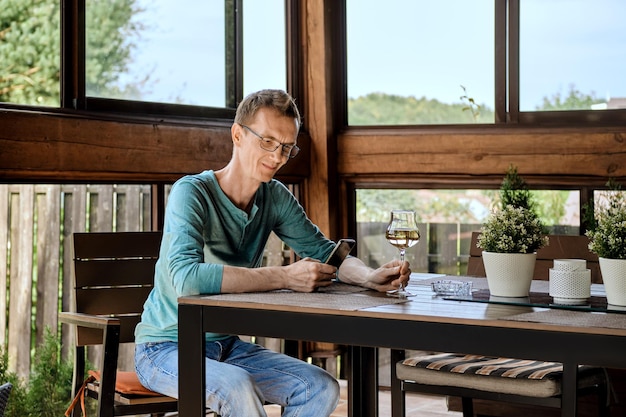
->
xmin=324 ymin=238 xmax=356 ymax=268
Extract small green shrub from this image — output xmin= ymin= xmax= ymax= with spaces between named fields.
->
xmin=1 ymin=328 xmax=74 ymax=417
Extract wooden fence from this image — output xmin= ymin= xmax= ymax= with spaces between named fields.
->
xmin=1 ymin=184 xmax=152 ymax=379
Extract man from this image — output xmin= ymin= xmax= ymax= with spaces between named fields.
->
xmin=134 ymin=89 xmax=411 ymax=417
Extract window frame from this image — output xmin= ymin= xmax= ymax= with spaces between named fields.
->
xmin=59 ymin=0 xmax=302 ymax=122
xmin=342 ymin=0 xmax=626 ymax=128
xmin=6 ymin=0 xmax=621 ymax=126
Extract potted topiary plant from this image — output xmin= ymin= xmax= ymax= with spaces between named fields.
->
xmin=585 ymin=179 xmax=626 ymax=306
xmin=477 ymin=165 xmax=549 ymax=297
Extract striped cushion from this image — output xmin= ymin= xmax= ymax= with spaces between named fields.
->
xmin=397 ymin=353 xmax=605 ymax=397
xmin=402 ymin=353 xmax=564 ymax=380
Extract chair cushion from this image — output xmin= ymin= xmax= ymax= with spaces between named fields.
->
xmin=88 ymin=370 xmax=163 ymax=396
xmin=397 ymin=353 xmax=605 ymax=398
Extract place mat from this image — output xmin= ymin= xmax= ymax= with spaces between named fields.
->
xmin=205 ymin=289 xmax=409 ymax=311
xmin=317 ymin=282 xmax=369 ymax=294
xmin=444 ymin=288 xmax=626 ymax=315
xmin=503 ymin=309 xmax=626 ymax=331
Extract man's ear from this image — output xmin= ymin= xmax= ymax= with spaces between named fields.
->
xmin=231 ymin=123 xmax=243 ymax=144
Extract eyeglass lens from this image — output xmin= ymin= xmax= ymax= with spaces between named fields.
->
xmin=242 ymin=124 xmax=300 ymax=158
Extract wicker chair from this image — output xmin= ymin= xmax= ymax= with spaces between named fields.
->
xmin=0 ymin=383 xmax=12 ymax=417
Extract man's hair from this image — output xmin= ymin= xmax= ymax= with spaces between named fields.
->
xmin=234 ymin=89 xmax=301 ymax=129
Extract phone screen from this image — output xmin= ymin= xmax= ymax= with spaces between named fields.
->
xmin=325 ymin=239 xmax=356 ymax=268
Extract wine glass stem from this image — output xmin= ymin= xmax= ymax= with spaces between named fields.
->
xmin=399 ymin=249 xmax=406 ymax=291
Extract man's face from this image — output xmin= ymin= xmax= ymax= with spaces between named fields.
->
xmin=234 ymin=107 xmax=299 ymax=183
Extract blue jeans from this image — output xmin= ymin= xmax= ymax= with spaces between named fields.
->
xmin=135 ymin=336 xmax=340 ymax=417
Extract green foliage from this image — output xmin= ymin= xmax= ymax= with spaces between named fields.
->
xmin=0 ymin=348 xmax=25 ymax=417
xmin=478 ymin=205 xmax=549 ymax=253
xmin=0 ymin=0 xmax=60 ymax=105
xmin=533 ymin=190 xmax=568 ymax=227
xmin=586 ymin=180 xmax=626 ymax=259
xmin=460 ymin=85 xmax=481 ymax=122
xmin=536 ymin=84 xmax=603 ymax=111
xmin=478 ymin=166 xmax=549 ymax=254
xmin=27 ymin=329 xmax=73 ymax=417
xmin=85 ymin=0 xmax=148 ymax=99
xmin=357 ymin=189 xmax=418 ymax=222
xmin=499 ymin=165 xmax=534 ymax=211
xmin=0 ymin=0 xmax=144 ymax=105
xmin=348 ymin=92 xmax=495 ymax=125
xmin=357 ymin=189 xmax=483 ymax=224
xmin=0 ymin=329 xmax=74 ymax=417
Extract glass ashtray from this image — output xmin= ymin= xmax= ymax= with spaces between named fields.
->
xmin=431 ymin=280 xmax=473 ymax=296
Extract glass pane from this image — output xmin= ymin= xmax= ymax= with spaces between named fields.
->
xmin=356 ymin=189 xmax=580 ymax=274
xmin=243 ymin=0 xmax=286 ymax=95
xmin=346 ymin=0 xmax=495 ymax=125
xmin=87 ymin=0 xmax=225 ymax=106
xmin=0 ymin=1 xmax=60 ymax=106
xmin=520 ymin=0 xmax=626 ymax=111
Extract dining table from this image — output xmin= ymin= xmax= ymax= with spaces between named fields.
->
xmin=177 ymin=274 xmax=626 ymax=417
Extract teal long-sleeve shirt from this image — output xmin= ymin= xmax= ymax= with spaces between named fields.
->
xmin=135 ymin=170 xmax=335 ymax=343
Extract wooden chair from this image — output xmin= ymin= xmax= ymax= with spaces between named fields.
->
xmin=300 ymin=341 xmax=344 ymax=379
xmin=60 ymin=231 xmax=181 ymax=417
xmin=391 ymin=232 xmax=609 ymax=417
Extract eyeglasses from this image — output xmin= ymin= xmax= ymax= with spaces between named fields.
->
xmin=240 ymin=124 xmax=300 ymax=159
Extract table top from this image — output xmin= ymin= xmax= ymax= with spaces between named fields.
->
xmin=178 ymin=274 xmax=626 ymax=338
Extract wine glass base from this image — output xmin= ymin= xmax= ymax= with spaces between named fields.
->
xmin=386 ymin=289 xmax=415 ymax=298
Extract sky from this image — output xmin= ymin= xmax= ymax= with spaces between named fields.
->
xmin=117 ymin=0 xmax=626 ymax=111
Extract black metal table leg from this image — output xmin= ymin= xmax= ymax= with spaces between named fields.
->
xmin=561 ymin=362 xmax=579 ymax=417
xmin=348 ymin=346 xmax=378 ymax=417
xmin=178 ymin=304 xmax=206 ymax=417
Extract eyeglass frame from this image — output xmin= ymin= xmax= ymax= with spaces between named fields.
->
xmin=240 ymin=124 xmax=300 ymax=159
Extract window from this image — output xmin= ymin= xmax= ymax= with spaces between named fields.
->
xmin=86 ymin=0 xmax=227 ymax=107
xmin=346 ymin=0 xmax=495 ymax=125
xmin=85 ymin=0 xmax=286 ymax=109
xmin=345 ymin=0 xmax=626 ymax=126
xmin=356 ymin=188 xmax=581 ymax=274
xmin=520 ymin=0 xmax=626 ymax=112
xmin=242 ymin=1 xmax=287 ymax=97
xmin=1 ymin=0 xmax=287 ymax=116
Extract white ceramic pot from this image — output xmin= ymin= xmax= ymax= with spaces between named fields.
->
xmin=599 ymin=257 xmax=626 ymax=307
xmin=549 ymin=268 xmax=591 ymax=305
xmin=482 ymin=251 xmax=536 ymax=297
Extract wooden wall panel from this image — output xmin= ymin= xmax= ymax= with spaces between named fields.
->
xmin=0 ymin=110 xmax=310 ymax=182
xmin=338 ymin=128 xmax=626 ymax=180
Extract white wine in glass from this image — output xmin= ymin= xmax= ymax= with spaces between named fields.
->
xmin=385 ymin=209 xmax=420 ymax=297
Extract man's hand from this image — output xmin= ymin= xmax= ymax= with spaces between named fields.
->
xmin=283 ymin=258 xmax=338 ymax=292
xmin=336 ymin=257 xmax=411 ymax=293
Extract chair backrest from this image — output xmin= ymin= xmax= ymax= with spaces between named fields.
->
xmin=466 ymin=231 xmax=601 ymax=283
xmin=72 ymin=231 xmax=162 ymax=346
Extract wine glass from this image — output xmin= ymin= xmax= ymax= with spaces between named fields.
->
xmin=385 ymin=209 xmax=420 ymax=297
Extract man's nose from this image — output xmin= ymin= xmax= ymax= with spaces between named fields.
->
xmin=270 ymin=146 xmax=286 ymax=161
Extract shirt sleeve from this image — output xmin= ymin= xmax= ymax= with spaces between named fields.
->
xmin=161 ymin=177 xmax=224 ymax=296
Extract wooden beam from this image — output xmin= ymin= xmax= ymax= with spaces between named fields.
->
xmin=338 ymin=127 xmax=626 ymax=179
xmin=0 ymin=110 xmax=310 ymax=182
xmin=300 ymin=0 xmax=345 ymax=239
